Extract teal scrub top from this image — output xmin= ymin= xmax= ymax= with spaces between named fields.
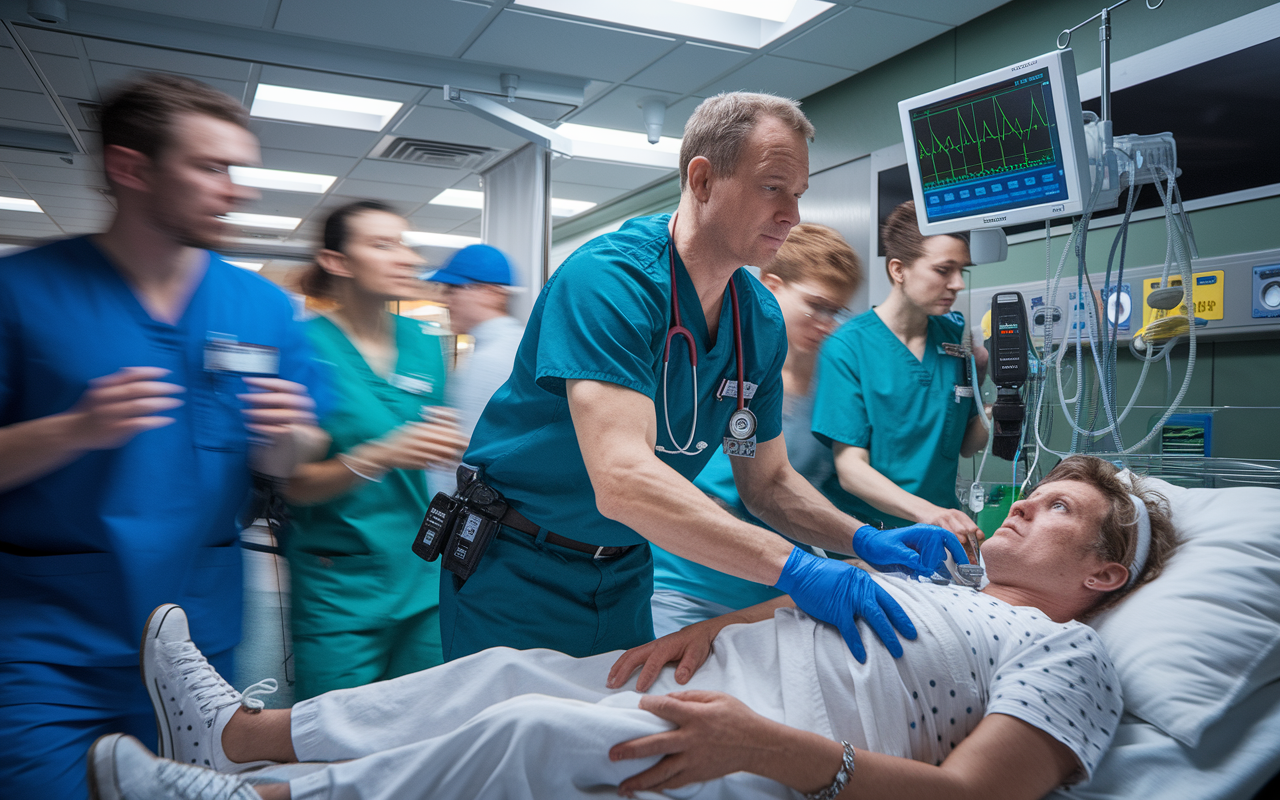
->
xmin=464 ymin=213 xmax=788 ymax=547
xmin=811 ymin=309 xmax=976 ymax=529
xmin=286 ymin=314 xmax=447 ymax=635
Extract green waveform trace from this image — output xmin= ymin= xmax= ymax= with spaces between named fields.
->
xmin=914 ymin=85 xmax=1057 ymax=189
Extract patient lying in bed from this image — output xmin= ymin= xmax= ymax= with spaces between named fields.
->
xmin=87 ymin=455 xmax=1179 ymax=800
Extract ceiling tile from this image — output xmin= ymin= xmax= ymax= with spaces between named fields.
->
xmin=449 ymin=218 xmax=482 ymax=236
xmin=345 ymin=159 xmax=466 ymax=189
xmin=33 ymin=52 xmax=97 ymax=101
xmin=409 ymin=202 xmax=481 ymax=223
xmin=256 ymin=147 xmax=358 ymax=176
xmin=0 ymin=177 xmax=23 ymax=192
xmin=452 ymin=173 xmax=482 ymax=191
xmin=772 ymin=6 xmax=948 ymax=71
xmin=82 ymin=40 xmax=253 ymax=82
xmin=6 ymin=163 xmax=107 ymax=187
xmin=89 ymin=61 xmax=246 ymax=102
xmin=548 ymin=181 xmax=627 ymax=203
xmin=0 ymin=88 xmax=62 ymax=126
xmin=334 ymin=178 xmax=441 ymax=204
xmin=698 ymin=55 xmax=855 ymax=100
xmin=393 ymin=106 xmax=526 ymax=151
xmin=77 ymin=0 xmax=275 ymax=27
xmin=464 ymin=9 xmax=675 ymax=83
xmin=257 ymin=66 xmax=422 ymax=103
xmin=627 ymin=42 xmax=750 ymax=94
xmin=274 ymin=0 xmax=491 ymax=58
xmin=852 ymin=0 xmax=1011 ymax=27
xmin=15 ymin=180 xmax=109 ymax=200
xmin=564 ymin=86 xmax=700 ymax=139
xmin=419 ymin=88 xmax=574 ymax=122
xmin=240 ymin=189 xmax=322 ymax=216
xmin=250 ymin=120 xmax=382 ymax=158
xmin=12 ymin=28 xmax=79 ymax=57
xmin=0 ymin=47 xmax=42 ymax=93
xmin=33 ymin=195 xmax=113 ymax=213
xmin=550 ymin=159 xmax=672 ymax=190
xmin=63 ymin=96 xmax=101 ymax=130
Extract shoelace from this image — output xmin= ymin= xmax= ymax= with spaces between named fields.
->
xmin=166 ymin=641 xmax=279 ymax=715
xmin=157 ymin=760 xmax=256 ymax=800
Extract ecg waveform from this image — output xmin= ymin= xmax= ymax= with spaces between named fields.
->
xmin=912 ymin=82 xmax=1057 ymax=190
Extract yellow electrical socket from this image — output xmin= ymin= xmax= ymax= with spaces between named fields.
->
xmin=1142 ymin=270 xmax=1224 ymax=328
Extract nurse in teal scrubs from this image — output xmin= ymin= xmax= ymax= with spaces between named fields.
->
xmin=812 ymin=201 xmax=988 ymax=557
xmin=284 ymin=201 xmax=468 ymax=699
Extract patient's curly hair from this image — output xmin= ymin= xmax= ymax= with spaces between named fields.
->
xmin=1034 ymin=455 xmax=1181 ymax=617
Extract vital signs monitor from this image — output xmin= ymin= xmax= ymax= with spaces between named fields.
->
xmin=898 ymin=48 xmax=1092 ymax=236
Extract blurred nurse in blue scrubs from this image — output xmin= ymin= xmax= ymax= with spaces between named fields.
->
xmin=651 ymin=223 xmax=862 ymax=635
xmin=811 ymin=201 xmax=987 ymax=558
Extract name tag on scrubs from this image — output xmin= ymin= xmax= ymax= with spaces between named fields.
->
xmin=204 ymin=338 xmax=279 ymax=376
xmin=723 ymin=436 xmax=756 ymax=458
xmin=954 ymin=385 xmax=974 ymax=402
xmin=716 ymin=379 xmax=758 ymax=401
xmin=388 ymin=373 xmax=435 ymax=395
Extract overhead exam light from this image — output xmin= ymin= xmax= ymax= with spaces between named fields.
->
xmin=250 ymin=85 xmax=403 ymax=132
xmin=0 ymin=196 xmax=44 ymax=213
xmin=229 ymin=166 xmax=336 ymax=194
xmin=27 ymin=0 xmax=68 ymax=24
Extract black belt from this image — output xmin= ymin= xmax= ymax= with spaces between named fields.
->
xmin=497 ymin=505 xmax=636 ymax=560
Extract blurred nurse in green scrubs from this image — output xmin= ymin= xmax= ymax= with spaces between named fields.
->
xmin=284 ymin=200 xmax=468 ymax=699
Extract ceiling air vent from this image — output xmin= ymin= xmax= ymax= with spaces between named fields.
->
xmin=374 ymin=136 xmax=499 ymax=170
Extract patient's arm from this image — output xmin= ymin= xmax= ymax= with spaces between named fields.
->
xmin=611 ymin=696 xmax=1079 ymax=800
xmin=607 ymin=595 xmax=795 ymax=691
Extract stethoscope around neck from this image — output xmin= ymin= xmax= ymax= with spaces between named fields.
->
xmin=657 ymin=213 xmax=756 ymax=457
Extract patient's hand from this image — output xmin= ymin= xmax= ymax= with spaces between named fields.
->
xmin=610 ymin=691 xmax=767 ymax=795
xmin=607 ymin=617 xmax=726 ymax=692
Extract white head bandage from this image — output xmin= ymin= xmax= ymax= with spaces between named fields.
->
xmin=1126 ymin=494 xmax=1152 ymax=588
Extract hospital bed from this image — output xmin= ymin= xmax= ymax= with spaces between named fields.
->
xmin=1047 ymin=458 xmax=1280 ymax=800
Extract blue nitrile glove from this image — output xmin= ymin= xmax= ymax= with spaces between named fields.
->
xmin=852 ymin=524 xmax=968 ymax=578
xmin=774 ymin=547 xmax=916 ymax=663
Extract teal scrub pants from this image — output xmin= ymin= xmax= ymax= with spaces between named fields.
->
xmin=439 ymin=525 xmax=654 ymax=661
xmin=292 ymin=606 xmax=444 ymax=701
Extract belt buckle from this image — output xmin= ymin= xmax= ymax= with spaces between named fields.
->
xmin=593 ymin=545 xmax=607 ymax=560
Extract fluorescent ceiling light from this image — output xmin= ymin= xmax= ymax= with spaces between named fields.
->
xmin=220 ymin=212 xmax=302 ymax=230
xmin=557 ymin=123 xmax=682 ymax=154
xmin=430 ymin=188 xmax=597 ymax=218
xmin=251 ymin=84 xmax=403 ymax=131
xmin=550 ymin=198 xmax=597 ymax=217
xmin=0 ymin=196 xmax=43 ymax=213
xmin=229 ymin=166 xmax=336 ymax=194
xmin=402 ymin=231 xmax=482 ymax=249
xmin=429 ymin=189 xmax=484 ymax=210
xmin=515 ymin=0 xmax=832 ymax=49
xmin=673 ymin=0 xmax=796 ymax=22
xmin=226 ymin=260 xmax=265 ymax=271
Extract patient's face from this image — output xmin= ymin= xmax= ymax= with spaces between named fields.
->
xmin=982 ymin=479 xmax=1111 ymax=592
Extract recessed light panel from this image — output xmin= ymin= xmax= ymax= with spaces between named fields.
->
xmin=673 ymin=0 xmax=797 ymax=23
xmin=0 ymin=196 xmax=43 ymax=213
xmin=402 ymin=231 xmax=482 ymax=249
xmin=220 ymin=212 xmax=302 ymax=230
xmin=428 ymin=189 xmax=485 ymax=210
xmin=229 ymin=166 xmax=336 ymax=194
xmin=226 ymin=260 xmax=265 ymax=271
xmin=251 ymin=84 xmax=403 ymax=131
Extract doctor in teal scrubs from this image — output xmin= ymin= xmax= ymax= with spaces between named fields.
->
xmin=440 ymin=95 xmax=968 ymax=665
xmin=284 ymin=201 xmax=467 ymax=699
xmin=812 ymin=201 xmax=988 ymax=557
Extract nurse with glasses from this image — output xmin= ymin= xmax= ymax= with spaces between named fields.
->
xmin=812 ymin=201 xmax=989 ymax=558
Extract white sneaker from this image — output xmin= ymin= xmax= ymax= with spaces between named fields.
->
xmin=141 ymin=604 xmax=279 ymax=773
xmin=88 ymin=734 xmax=259 ymax=800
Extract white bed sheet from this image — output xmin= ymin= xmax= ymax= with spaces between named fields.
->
xmin=1048 ymin=678 xmax=1280 ymax=800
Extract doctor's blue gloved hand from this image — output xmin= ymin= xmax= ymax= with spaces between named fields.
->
xmin=774 ymin=547 xmax=916 ymax=663
xmin=852 ymin=523 xmax=968 ymax=578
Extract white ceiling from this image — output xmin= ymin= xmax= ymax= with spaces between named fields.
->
xmin=0 ymin=0 xmax=1012 ymax=262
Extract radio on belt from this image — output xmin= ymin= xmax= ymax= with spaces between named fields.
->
xmin=413 ymin=464 xmax=508 ymax=582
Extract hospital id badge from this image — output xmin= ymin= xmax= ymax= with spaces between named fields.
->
xmin=723 ymin=436 xmax=756 ymax=458
xmin=204 ymin=336 xmax=280 ymax=376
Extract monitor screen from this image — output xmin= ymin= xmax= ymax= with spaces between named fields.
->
xmin=898 ymin=49 xmax=1090 ymax=236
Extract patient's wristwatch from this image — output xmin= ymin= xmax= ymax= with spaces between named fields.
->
xmin=804 ymin=741 xmax=855 ymax=800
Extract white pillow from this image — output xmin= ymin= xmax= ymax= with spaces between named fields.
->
xmin=1090 ymin=474 xmax=1280 ymax=748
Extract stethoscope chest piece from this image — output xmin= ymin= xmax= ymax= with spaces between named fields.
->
xmin=728 ymin=408 xmax=757 ymax=440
